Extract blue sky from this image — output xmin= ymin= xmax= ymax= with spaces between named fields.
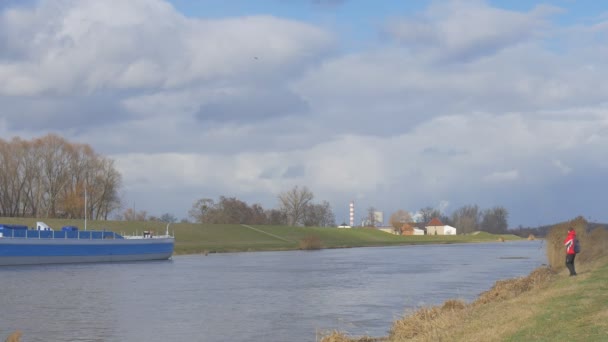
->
xmin=1 ymin=0 xmax=608 ymax=227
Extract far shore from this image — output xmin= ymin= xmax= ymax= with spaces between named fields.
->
xmin=0 ymin=217 xmax=528 ymax=255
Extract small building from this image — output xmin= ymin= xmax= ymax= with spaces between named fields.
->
xmin=413 ymin=228 xmax=425 ymax=235
xmin=443 ymin=225 xmax=457 ymax=235
xmin=425 ymin=218 xmax=445 ymax=235
xmin=401 ymin=223 xmax=414 ymax=235
xmin=425 ymin=218 xmax=457 ymax=235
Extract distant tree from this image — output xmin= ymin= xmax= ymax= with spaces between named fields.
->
xmin=318 ymin=201 xmax=336 ymax=227
xmin=189 ymin=197 xmax=273 ymax=224
xmin=160 ymin=213 xmax=177 ymax=223
xmin=249 ymin=203 xmax=267 ymax=225
xmin=365 ymin=206 xmax=378 ymax=228
xmin=266 ymin=209 xmax=288 ymax=225
xmin=451 ymin=205 xmax=481 ymax=234
xmin=189 ymin=198 xmax=216 ymax=223
xmin=121 ymin=207 xmax=147 ymax=221
xmin=419 ymin=206 xmax=442 ymax=224
xmin=278 ymin=185 xmax=314 ymax=226
xmin=390 ymin=210 xmax=412 ymax=234
xmin=215 ymin=196 xmax=253 ymax=224
xmin=480 ymin=206 xmax=509 ymax=234
xmin=302 ymin=201 xmax=336 ymax=227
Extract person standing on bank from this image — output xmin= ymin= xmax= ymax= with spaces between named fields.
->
xmin=564 ymin=227 xmax=577 ymax=276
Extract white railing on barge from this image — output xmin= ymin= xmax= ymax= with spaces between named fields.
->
xmin=0 ymin=229 xmax=120 ymax=240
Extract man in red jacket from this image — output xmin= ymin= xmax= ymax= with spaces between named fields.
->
xmin=564 ymin=227 xmax=577 ymax=276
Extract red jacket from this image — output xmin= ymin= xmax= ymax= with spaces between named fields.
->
xmin=564 ymin=230 xmax=576 ymax=255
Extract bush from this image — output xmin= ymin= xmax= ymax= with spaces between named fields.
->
xmin=389 ymin=299 xmax=468 ymax=341
xmin=299 ymin=235 xmax=322 ymax=250
xmin=545 ymin=216 xmax=588 ymax=270
xmin=473 ymin=267 xmax=553 ymax=305
xmin=545 ymin=216 xmax=608 ymax=271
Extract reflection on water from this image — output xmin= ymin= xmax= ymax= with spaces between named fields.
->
xmin=0 ymin=241 xmax=545 ymax=342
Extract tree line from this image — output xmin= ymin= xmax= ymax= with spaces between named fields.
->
xmin=387 ymin=204 xmax=509 ymax=234
xmin=0 ymin=134 xmax=121 ymax=220
xmin=188 ymin=186 xmax=336 ymax=227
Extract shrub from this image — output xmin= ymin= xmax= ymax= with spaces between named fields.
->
xmin=389 ymin=300 xmax=468 ymax=341
xmin=299 ymin=235 xmax=322 ymax=250
xmin=578 ymin=226 xmax=608 ymax=264
xmin=318 ymin=331 xmax=379 ymax=342
xmin=473 ymin=267 xmax=553 ymax=305
xmin=545 ymin=216 xmax=588 ymax=270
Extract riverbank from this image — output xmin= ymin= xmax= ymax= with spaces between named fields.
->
xmin=322 ymin=250 xmax=608 ymax=341
xmin=0 ymin=218 xmax=523 ymax=254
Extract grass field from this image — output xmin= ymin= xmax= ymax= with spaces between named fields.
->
xmin=0 ymin=217 xmax=523 ymax=254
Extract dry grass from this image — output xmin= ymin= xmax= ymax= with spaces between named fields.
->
xmin=384 ymin=267 xmax=554 ymax=342
xmin=473 ymin=266 xmax=554 ymax=305
xmin=388 ymin=300 xmax=468 ymax=341
xmin=299 ymin=235 xmax=322 ymax=250
xmin=319 ymin=330 xmax=384 ymax=342
xmin=4 ymin=331 xmax=22 ymax=342
xmin=324 ymin=265 xmax=555 ymax=342
xmin=545 ymin=216 xmax=608 ymax=271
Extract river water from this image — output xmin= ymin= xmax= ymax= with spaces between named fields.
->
xmin=0 ymin=240 xmax=546 ymax=342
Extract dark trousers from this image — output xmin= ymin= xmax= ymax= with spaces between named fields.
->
xmin=565 ymin=254 xmax=576 ymax=275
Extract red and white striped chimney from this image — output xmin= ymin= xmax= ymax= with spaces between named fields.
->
xmin=349 ymin=201 xmax=354 ymax=227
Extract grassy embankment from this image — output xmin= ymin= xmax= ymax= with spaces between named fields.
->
xmin=321 ymin=217 xmax=608 ymax=342
xmin=0 ymin=217 xmax=521 ymax=254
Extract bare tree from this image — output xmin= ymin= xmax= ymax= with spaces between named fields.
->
xmin=451 ymin=205 xmax=481 ymax=234
xmin=365 ymin=206 xmax=377 ymax=227
xmin=266 ymin=209 xmax=287 ymax=225
xmin=189 ymin=198 xmax=216 ymax=223
xmin=390 ymin=209 xmax=412 ymax=234
xmin=160 ymin=213 xmax=177 ymax=223
xmin=303 ymin=201 xmax=336 ymax=227
xmin=480 ymin=206 xmax=509 ymax=234
xmin=215 ymin=196 xmax=254 ymax=224
xmin=0 ymin=134 xmax=121 ymax=219
xmin=121 ymin=207 xmax=148 ymax=221
xmin=419 ymin=206 xmax=442 ymax=224
xmin=278 ymin=185 xmax=314 ymax=226
xmin=249 ymin=203 xmax=267 ymax=225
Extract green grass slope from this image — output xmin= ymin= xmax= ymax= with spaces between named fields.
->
xmin=0 ymin=217 xmax=524 ymax=255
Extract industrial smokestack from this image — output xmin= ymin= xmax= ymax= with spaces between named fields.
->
xmin=349 ymin=201 xmax=354 ymax=227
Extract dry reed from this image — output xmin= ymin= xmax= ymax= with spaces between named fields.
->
xmin=388 ymin=300 xmax=468 ymax=341
xmin=4 ymin=331 xmax=22 ymax=342
xmin=473 ymin=266 xmax=554 ymax=305
xmin=299 ymin=235 xmax=322 ymax=250
xmin=319 ymin=330 xmax=384 ymax=342
xmin=545 ymin=216 xmax=608 ymax=272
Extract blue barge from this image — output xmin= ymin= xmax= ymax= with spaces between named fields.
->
xmin=0 ymin=222 xmax=174 ymax=266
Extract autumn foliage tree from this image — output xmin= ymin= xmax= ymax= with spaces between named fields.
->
xmin=390 ymin=209 xmax=413 ymax=234
xmin=0 ymin=134 xmax=121 ymax=219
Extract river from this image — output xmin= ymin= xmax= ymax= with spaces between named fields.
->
xmin=0 ymin=240 xmax=546 ymax=341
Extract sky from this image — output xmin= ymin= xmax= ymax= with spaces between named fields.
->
xmin=1 ymin=0 xmax=607 ymax=227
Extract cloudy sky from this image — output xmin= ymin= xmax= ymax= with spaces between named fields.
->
xmin=1 ymin=0 xmax=607 ymax=227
